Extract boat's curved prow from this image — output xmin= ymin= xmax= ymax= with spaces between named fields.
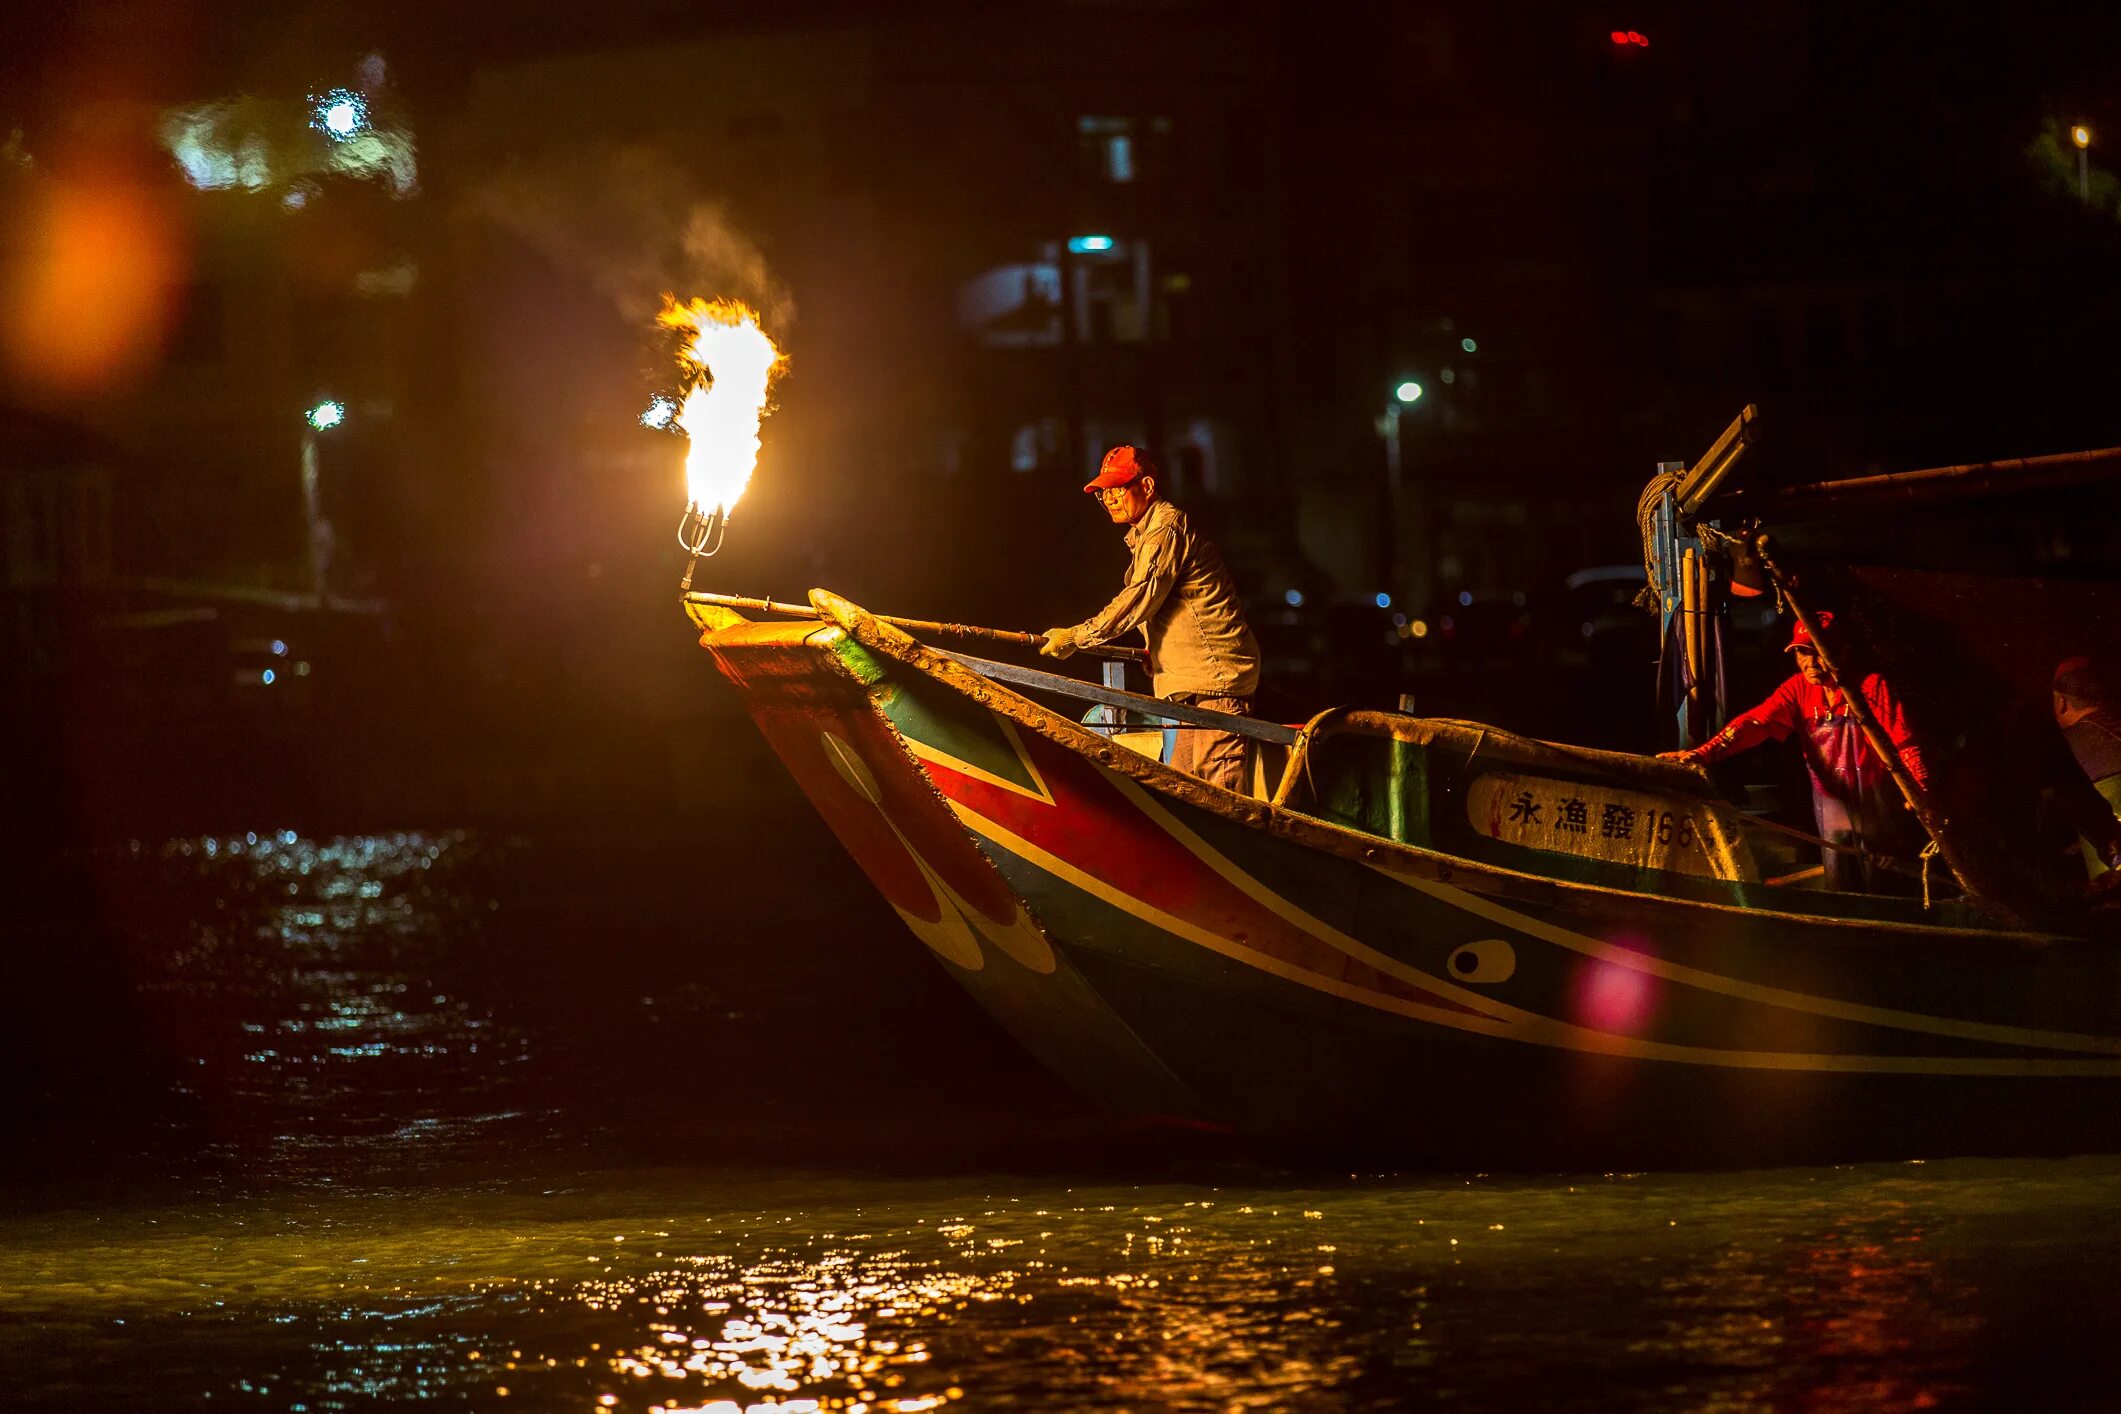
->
xmin=688 ymin=589 xmax=1202 ymax=1119
xmin=688 ymin=587 xmax=2121 ymax=1165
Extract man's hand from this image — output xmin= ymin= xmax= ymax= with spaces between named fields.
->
xmin=1656 ymin=749 xmax=1703 ymax=765
xmin=1039 ymin=627 xmax=1079 ymax=659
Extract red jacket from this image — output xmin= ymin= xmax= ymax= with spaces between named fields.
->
xmin=1691 ymin=671 xmax=1930 ymax=798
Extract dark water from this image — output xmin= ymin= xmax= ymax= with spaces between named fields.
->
xmin=8 ymin=826 xmax=2121 ymax=1411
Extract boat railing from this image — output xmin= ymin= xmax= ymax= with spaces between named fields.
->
xmin=1271 ymin=707 xmax=1715 ymax=810
xmin=944 ymin=651 xmax=1300 ymax=746
xmin=945 ymin=652 xmax=1707 ymax=811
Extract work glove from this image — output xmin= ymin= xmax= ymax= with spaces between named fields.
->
xmin=1039 ymin=626 xmax=1079 ymax=659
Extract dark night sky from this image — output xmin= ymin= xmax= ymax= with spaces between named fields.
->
xmin=6 ymin=0 xmax=2121 ymax=838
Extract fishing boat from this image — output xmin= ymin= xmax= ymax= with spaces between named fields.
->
xmin=680 ymin=423 xmax=2121 ymax=1167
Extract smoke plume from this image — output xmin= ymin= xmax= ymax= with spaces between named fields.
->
xmin=464 ymin=142 xmax=794 ymax=330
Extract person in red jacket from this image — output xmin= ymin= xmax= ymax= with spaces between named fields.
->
xmin=1660 ymin=613 xmax=1929 ymax=892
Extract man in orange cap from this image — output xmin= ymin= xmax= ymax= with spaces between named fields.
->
xmin=1660 ymin=612 xmax=1930 ymax=891
xmin=1042 ymin=444 xmax=1262 ymax=792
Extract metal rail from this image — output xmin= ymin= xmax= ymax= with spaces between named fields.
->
xmin=945 ymin=651 xmax=1299 ymax=745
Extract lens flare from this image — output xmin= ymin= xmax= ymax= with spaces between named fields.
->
xmin=656 ymin=297 xmax=785 ymax=517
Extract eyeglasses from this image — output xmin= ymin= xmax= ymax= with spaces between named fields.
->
xmin=1098 ymin=485 xmax=1136 ymax=500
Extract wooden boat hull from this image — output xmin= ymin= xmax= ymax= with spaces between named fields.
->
xmin=690 ymin=593 xmax=2121 ymax=1165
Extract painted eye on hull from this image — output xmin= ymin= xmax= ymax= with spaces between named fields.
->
xmin=1447 ymin=938 xmax=1517 ymax=984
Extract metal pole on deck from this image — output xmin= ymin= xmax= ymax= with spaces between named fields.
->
xmin=1752 ymin=536 xmax=2014 ymax=918
xmin=1378 ymin=404 xmax=1403 ymax=601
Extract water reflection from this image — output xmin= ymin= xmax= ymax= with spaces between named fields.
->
xmin=9 ymin=1156 xmax=2121 ymax=1409
xmin=8 ymin=833 xmax=2121 ymax=1408
xmin=132 ymin=830 xmax=545 ymax=1176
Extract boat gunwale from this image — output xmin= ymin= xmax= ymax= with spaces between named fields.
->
xmin=793 ymin=588 xmax=2082 ymax=948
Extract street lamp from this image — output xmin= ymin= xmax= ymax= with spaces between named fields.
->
xmin=299 ymin=400 xmax=345 ymax=604
xmin=2074 ymin=125 xmax=2092 ymax=204
xmin=1378 ymin=379 xmax=1429 ymax=608
xmin=311 ymin=89 xmax=369 ymax=142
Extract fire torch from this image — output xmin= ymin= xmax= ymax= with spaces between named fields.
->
xmin=654 ymin=297 xmax=783 ymax=587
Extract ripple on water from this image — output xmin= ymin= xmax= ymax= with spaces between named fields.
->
xmin=12 ymin=1161 xmax=2121 ymax=1409
xmin=11 ymin=832 xmax=2121 ymax=1409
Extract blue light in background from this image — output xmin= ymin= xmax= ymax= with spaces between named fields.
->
xmin=1067 ymin=235 xmax=1116 ymax=254
xmin=640 ymin=394 xmax=680 ymax=430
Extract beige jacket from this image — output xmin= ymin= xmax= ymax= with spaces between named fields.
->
xmin=1074 ymin=500 xmax=1261 ymax=699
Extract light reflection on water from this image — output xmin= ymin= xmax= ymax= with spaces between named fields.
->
xmin=7 ymin=832 xmax=2121 ymax=1409
xmin=132 ymin=830 xmax=548 ymax=1176
xmin=9 ymin=1163 xmax=2121 ymax=1409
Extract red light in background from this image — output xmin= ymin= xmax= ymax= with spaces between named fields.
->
xmin=1611 ymin=30 xmax=1628 ymax=43
xmin=1611 ymin=29 xmax=1649 ymax=47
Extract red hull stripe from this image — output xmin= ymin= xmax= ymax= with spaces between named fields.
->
xmin=914 ymin=724 xmax=1493 ymax=1020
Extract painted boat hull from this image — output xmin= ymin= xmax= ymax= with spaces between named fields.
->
xmin=690 ymin=594 xmax=2121 ymax=1166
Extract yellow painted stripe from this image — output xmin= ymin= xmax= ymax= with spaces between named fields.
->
xmin=948 ymin=803 xmax=1521 ymax=1037
xmin=1109 ymin=775 xmax=1520 ymax=1022
xmin=901 ymin=714 xmax=1055 ymax=806
xmin=948 ymin=799 xmax=2121 ymax=1077
xmin=1375 ymin=864 xmax=2121 ymax=1057
xmin=1118 ymin=772 xmax=2121 ymax=1059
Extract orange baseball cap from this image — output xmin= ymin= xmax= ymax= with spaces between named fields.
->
xmin=1084 ymin=444 xmax=1157 ymax=493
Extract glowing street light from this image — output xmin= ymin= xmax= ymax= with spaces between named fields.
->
xmin=2074 ymin=125 xmax=2093 ymax=203
xmin=311 ymin=89 xmax=369 ymax=141
xmin=1379 ymin=378 xmax=1433 ymax=608
xmin=1067 ymin=234 xmax=1116 ymax=254
xmin=298 ymin=400 xmax=346 ymax=603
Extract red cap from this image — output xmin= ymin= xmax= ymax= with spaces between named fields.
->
xmin=1084 ymin=444 xmax=1157 ymax=493
xmin=1785 ymin=610 xmax=1834 ymax=652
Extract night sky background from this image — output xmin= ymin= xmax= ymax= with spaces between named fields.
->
xmin=5 ymin=0 xmax=2121 ymax=840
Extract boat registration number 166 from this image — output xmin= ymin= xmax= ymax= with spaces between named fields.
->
xmin=1466 ymin=772 xmax=1757 ymax=883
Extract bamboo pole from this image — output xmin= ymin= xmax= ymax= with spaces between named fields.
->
xmin=1750 ymin=535 xmax=2012 ymax=917
xmin=1726 ymin=444 xmax=2121 ymax=515
xmin=1681 ymin=546 xmax=1704 ymax=744
xmin=683 ymin=591 xmax=1147 ymax=664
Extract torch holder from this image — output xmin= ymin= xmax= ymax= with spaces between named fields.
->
xmin=677 ymin=501 xmax=727 ymax=591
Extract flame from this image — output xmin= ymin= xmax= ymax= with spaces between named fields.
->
xmin=656 ymin=296 xmax=784 ymax=516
